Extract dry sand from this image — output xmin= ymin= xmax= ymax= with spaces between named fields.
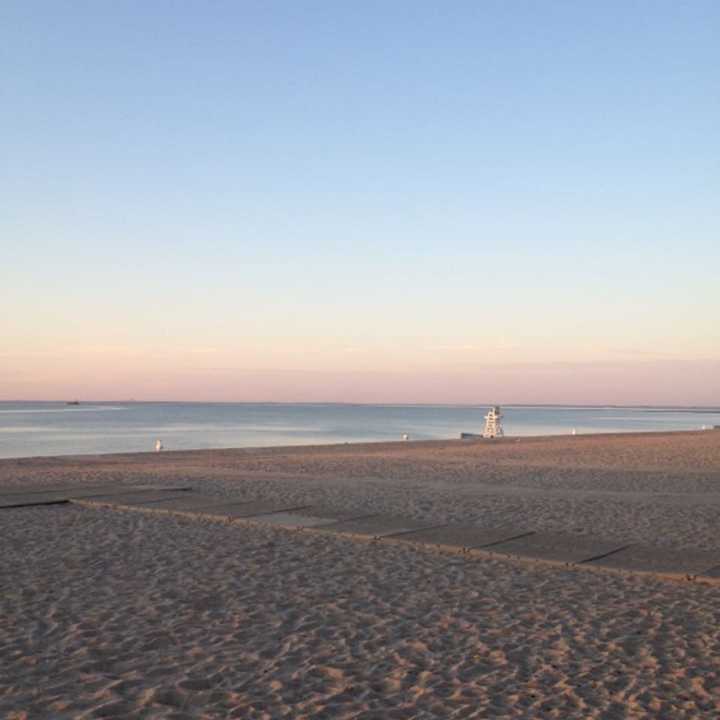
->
xmin=2 ymin=431 xmax=720 ymax=718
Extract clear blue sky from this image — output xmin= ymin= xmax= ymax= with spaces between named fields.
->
xmin=2 ymin=1 xmax=719 ymax=402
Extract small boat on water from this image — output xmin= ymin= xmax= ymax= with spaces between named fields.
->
xmin=66 ymin=400 xmax=80 ymax=406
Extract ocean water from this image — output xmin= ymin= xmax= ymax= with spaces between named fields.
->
xmin=1 ymin=402 xmax=719 ymax=459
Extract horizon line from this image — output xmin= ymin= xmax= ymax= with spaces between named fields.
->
xmin=1 ymin=399 xmax=719 ymax=411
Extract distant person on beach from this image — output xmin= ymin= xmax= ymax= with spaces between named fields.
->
xmin=155 ymin=439 xmax=163 ymax=452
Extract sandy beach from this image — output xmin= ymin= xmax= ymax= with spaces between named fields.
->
xmin=2 ymin=431 xmax=720 ymax=718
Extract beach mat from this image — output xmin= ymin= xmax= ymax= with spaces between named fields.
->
xmin=187 ymin=500 xmax=312 ymax=520
xmin=0 ymin=484 xmax=166 ymax=508
xmin=584 ymin=545 xmax=720 ymax=577
xmin=125 ymin=494 xmax=232 ymax=512
xmin=0 ymin=492 xmax=71 ymax=509
xmin=487 ymin=532 xmax=629 ymax=564
xmin=317 ymin=515 xmax=444 ymax=539
xmin=0 ymin=484 xmax=118 ymax=497
xmin=700 ymin=564 xmax=720 ymax=579
xmin=0 ymin=483 xmax=189 ymax=496
xmin=74 ymin=490 xmax=198 ymax=508
xmin=93 ymin=496 xmax=316 ymax=520
xmin=392 ymin=525 xmax=534 ymax=551
xmin=250 ymin=507 xmax=375 ymax=529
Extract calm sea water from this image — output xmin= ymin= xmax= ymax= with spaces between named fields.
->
xmin=1 ymin=402 xmax=719 ymax=459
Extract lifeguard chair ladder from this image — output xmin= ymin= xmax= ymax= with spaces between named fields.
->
xmin=482 ymin=406 xmax=504 ymax=438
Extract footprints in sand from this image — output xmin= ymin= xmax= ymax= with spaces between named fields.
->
xmin=3 ymin=504 xmax=720 ymax=718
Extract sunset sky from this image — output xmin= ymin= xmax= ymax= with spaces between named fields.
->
xmin=3 ymin=1 xmax=719 ymax=404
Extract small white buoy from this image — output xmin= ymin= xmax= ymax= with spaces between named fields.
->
xmin=155 ymin=439 xmax=163 ymax=452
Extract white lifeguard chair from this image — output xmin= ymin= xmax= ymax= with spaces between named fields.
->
xmin=482 ymin=406 xmax=504 ymax=438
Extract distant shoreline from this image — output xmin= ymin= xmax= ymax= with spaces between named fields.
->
xmin=2 ymin=402 xmax=717 ymax=461
xmin=1 ymin=400 xmax=720 ymax=411
xmin=1 ymin=427 xmax=716 ymax=463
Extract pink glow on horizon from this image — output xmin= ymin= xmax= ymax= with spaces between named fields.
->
xmin=2 ymin=357 xmax=718 ymax=406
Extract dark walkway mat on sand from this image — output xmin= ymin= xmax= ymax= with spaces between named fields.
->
xmin=317 ymin=515 xmax=444 ymax=539
xmin=392 ymin=525 xmax=534 ymax=551
xmin=75 ymin=490 xmax=197 ymax=507
xmin=251 ymin=507 xmax=374 ymax=529
xmin=0 ymin=492 xmax=72 ymax=508
xmin=190 ymin=500 xmax=313 ymax=519
xmin=0 ymin=485 xmax=181 ymax=508
xmin=0 ymin=484 xmax=118 ymax=497
xmin=701 ymin=564 xmax=720 ymax=579
xmin=38 ymin=485 xmax=720 ymax=584
xmin=127 ymin=494 xmax=234 ymax=512
xmin=92 ymin=495 xmax=315 ymax=520
xmin=487 ymin=532 xmax=629 ymax=564
xmin=584 ymin=545 xmax=720 ymax=576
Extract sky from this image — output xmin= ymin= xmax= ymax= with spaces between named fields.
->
xmin=2 ymin=1 xmax=719 ymax=404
